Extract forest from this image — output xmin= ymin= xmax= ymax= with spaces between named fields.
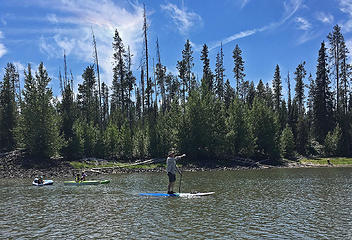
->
xmin=0 ymin=16 xmax=351 ymax=164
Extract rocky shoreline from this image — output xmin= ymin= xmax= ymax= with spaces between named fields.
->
xmin=0 ymin=149 xmax=349 ymax=179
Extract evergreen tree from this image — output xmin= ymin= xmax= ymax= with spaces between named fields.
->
xmin=101 ymin=82 xmax=109 ymax=127
xmin=328 ymin=29 xmax=352 ymax=156
xmin=125 ymin=46 xmax=136 ymax=123
xmin=135 ymin=87 xmax=142 ymax=120
xmin=294 ymin=62 xmax=307 ymax=115
xmin=240 ymin=80 xmax=250 ymax=103
xmin=177 ymin=39 xmax=194 ymax=98
xmin=339 ymin=40 xmax=350 ymax=115
xmin=265 ymin=83 xmax=274 ymax=109
xmin=272 ymin=64 xmax=282 ymax=112
xmin=306 ymin=73 xmax=315 ymax=135
xmin=256 ymin=79 xmax=266 ymax=100
xmin=215 ymin=43 xmax=225 ymax=100
xmin=200 ymin=44 xmax=213 ymax=93
xmin=59 ymin=74 xmax=77 ymax=159
xmin=327 ymin=24 xmax=348 ymax=113
xmin=224 ymin=79 xmax=235 ymax=109
xmin=0 ymin=63 xmax=19 ymax=151
xmin=111 ymin=29 xmax=127 ymax=114
xmin=77 ymin=65 xmax=99 ymax=124
xmin=280 ymin=124 xmax=295 ymax=158
xmin=249 ymin=97 xmax=279 ymax=160
xmin=233 ymin=44 xmax=245 ymax=97
xmin=296 ymin=115 xmax=308 ymax=155
xmin=324 ymin=124 xmax=342 ymax=156
xmin=279 ymin=100 xmax=288 ymax=130
xmin=313 ymin=42 xmax=334 ymax=143
xmin=226 ymin=97 xmax=250 ymax=156
xmin=307 ymin=73 xmax=314 ymax=118
xmin=246 ymin=81 xmax=255 ymax=107
xmin=20 ymin=63 xmax=62 ymax=158
xmin=182 ymin=89 xmax=225 ymax=161
xmin=156 ymin=98 xmax=182 ymax=156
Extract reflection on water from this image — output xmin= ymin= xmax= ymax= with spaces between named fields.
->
xmin=1 ymin=168 xmax=351 ymax=239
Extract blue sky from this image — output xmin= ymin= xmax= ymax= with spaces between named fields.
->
xmin=0 ymin=0 xmax=351 ymax=97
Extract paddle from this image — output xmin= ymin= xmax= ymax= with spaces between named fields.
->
xmin=178 ymin=171 xmax=182 ymax=193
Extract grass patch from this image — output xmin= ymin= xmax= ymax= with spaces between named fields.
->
xmin=69 ymin=161 xmax=125 ymax=169
xmin=300 ymin=157 xmax=352 ymax=165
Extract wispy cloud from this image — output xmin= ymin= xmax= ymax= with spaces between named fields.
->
xmin=160 ymin=3 xmax=202 ymax=35
xmin=0 ymin=31 xmax=7 ymax=58
xmin=316 ymin=12 xmax=334 ymax=24
xmin=295 ymin=17 xmax=312 ymax=30
xmin=210 ymin=29 xmax=257 ymax=50
xmin=209 ymin=0 xmax=303 ymax=50
xmin=346 ymin=39 xmax=352 ymax=64
xmin=240 ymin=0 xmax=250 ymax=9
xmin=36 ymin=0 xmax=144 ymax=86
xmin=346 ymin=39 xmax=352 ymax=52
xmin=296 ymin=31 xmax=322 ymax=45
xmin=339 ymin=0 xmax=352 ymax=16
xmin=338 ymin=0 xmax=352 ymax=32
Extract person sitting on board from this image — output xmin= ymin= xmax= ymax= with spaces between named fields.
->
xmin=81 ymin=171 xmax=87 ymax=181
xmin=75 ymin=173 xmax=81 ymax=182
xmin=166 ymin=150 xmax=186 ymax=194
xmin=38 ymin=176 xmax=44 ymax=184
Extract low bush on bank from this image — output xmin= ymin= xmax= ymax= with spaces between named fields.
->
xmin=300 ymin=158 xmax=352 ymax=165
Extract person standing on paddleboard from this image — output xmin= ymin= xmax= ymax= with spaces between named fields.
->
xmin=167 ymin=150 xmax=186 ymax=194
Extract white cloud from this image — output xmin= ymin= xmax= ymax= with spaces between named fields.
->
xmin=0 ymin=31 xmax=7 ymax=58
xmin=13 ymin=61 xmax=25 ymax=72
xmin=295 ymin=17 xmax=312 ymax=30
xmin=47 ymin=13 xmax=59 ymax=23
xmin=316 ymin=12 xmax=334 ymax=24
xmin=209 ymin=0 xmax=303 ymax=50
xmin=37 ymin=0 xmax=144 ymax=86
xmin=0 ymin=44 xmax=7 ymax=58
xmin=161 ymin=3 xmax=202 ymax=35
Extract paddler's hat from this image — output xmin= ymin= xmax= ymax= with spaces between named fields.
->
xmin=168 ymin=149 xmax=176 ymax=156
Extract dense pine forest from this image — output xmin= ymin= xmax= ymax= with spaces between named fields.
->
xmin=0 ymin=22 xmax=351 ymax=164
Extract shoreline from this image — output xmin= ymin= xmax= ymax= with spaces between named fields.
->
xmin=1 ymin=150 xmax=351 ymax=179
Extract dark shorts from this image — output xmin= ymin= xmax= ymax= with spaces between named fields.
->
xmin=168 ymin=172 xmax=176 ymax=183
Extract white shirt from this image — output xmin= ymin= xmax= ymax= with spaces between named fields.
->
xmin=166 ymin=156 xmax=181 ymax=174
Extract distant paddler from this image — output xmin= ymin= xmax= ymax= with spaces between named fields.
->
xmin=75 ymin=173 xmax=81 ymax=183
xmin=75 ymin=171 xmax=87 ymax=182
xmin=166 ymin=150 xmax=186 ymax=194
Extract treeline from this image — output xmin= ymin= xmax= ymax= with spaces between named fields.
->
xmin=0 ymin=23 xmax=351 ymax=164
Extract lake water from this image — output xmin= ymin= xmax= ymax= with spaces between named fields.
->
xmin=1 ymin=167 xmax=351 ymax=239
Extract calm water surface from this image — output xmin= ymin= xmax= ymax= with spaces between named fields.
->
xmin=1 ymin=167 xmax=351 ymax=239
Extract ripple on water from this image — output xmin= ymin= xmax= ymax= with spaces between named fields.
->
xmin=1 ymin=168 xmax=352 ymax=239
